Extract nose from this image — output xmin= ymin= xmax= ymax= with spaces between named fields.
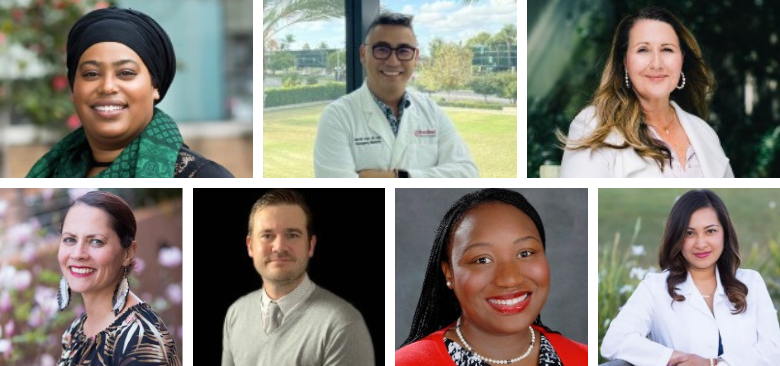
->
xmin=70 ymin=242 xmax=89 ymax=261
xmin=271 ymin=236 xmax=287 ymax=253
xmin=650 ymin=50 xmax=663 ymax=70
xmin=384 ymin=51 xmax=402 ymax=66
xmin=99 ymin=74 xmax=118 ymax=94
xmin=493 ymin=260 xmax=524 ymax=288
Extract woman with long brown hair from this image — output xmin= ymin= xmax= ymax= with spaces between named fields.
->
xmin=601 ymin=190 xmax=780 ymax=365
xmin=560 ymin=7 xmax=733 ymax=178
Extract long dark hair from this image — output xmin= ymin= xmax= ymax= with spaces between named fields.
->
xmin=659 ymin=189 xmax=747 ymax=314
xmin=400 ymin=189 xmax=557 ymax=348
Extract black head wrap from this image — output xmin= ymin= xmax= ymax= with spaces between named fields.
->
xmin=67 ymin=7 xmax=176 ymax=104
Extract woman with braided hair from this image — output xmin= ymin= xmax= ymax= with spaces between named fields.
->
xmin=396 ymin=189 xmax=587 ymax=366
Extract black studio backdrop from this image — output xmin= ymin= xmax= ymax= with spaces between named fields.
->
xmin=194 ymin=188 xmax=386 ymax=365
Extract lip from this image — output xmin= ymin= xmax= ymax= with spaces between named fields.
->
xmin=694 ymin=252 xmax=711 ymax=259
xmin=645 ymin=75 xmax=668 ymax=82
xmin=90 ymin=100 xmax=128 ymax=119
xmin=267 ymin=258 xmax=293 ymax=265
xmin=69 ymin=265 xmax=96 ymax=278
xmin=380 ymin=70 xmax=403 ymax=78
xmin=486 ymin=291 xmax=532 ymax=314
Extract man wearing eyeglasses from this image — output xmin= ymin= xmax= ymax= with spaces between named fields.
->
xmin=313 ymin=12 xmax=478 ymax=178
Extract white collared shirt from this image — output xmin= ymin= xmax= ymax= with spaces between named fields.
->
xmin=259 ymin=273 xmax=315 ymax=330
xmin=601 ymin=269 xmax=780 ymax=366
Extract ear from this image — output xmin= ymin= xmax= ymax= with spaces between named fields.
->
xmin=124 ymin=241 xmax=137 ymax=267
xmin=153 ymin=88 xmax=160 ymax=101
xmin=308 ymin=235 xmax=317 ymax=258
xmin=441 ymin=260 xmax=452 ymax=288
xmin=360 ymin=44 xmax=366 ymax=65
xmin=246 ymin=235 xmax=253 ymax=258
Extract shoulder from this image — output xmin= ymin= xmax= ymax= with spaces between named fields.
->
xmin=307 ymin=286 xmax=364 ymax=324
xmin=175 ymin=145 xmax=234 ymax=178
xmin=567 ymin=106 xmax=598 ymax=135
xmin=114 ymin=304 xmax=178 ymax=363
xmin=395 ymin=330 xmax=449 ymax=366
xmin=226 ymin=289 xmax=262 ymax=316
xmin=538 ymin=329 xmax=588 ymax=363
xmin=735 ymin=268 xmax=765 ymax=285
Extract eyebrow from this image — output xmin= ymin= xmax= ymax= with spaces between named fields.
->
xmin=687 ymin=224 xmax=720 ymax=230
xmin=258 ymin=228 xmax=303 ymax=234
xmin=634 ymin=42 xmax=679 ymax=47
xmin=79 ymin=59 xmax=139 ymax=69
xmin=461 ymin=236 xmax=540 ymax=256
xmin=373 ymin=42 xmax=416 ymax=48
xmin=61 ymin=231 xmax=109 ymax=238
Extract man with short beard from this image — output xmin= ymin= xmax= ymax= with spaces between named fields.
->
xmin=221 ymin=189 xmax=374 ymax=366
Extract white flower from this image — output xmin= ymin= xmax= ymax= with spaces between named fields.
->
xmin=0 ymin=339 xmax=11 ymax=353
xmin=770 ymin=201 xmax=776 ymax=209
xmin=629 ymin=267 xmax=649 ymax=281
xmin=603 ymin=318 xmax=611 ymax=328
xmin=12 ymin=269 xmax=31 ymax=291
xmin=158 ymin=246 xmax=183 ymax=268
xmin=631 ymin=245 xmax=646 ymax=256
xmin=619 ymin=284 xmax=634 ymax=294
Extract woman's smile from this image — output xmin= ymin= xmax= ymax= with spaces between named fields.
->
xmin=486 ymin=291 xmax=532 ymax=314
xmin=69 ymin=265 xmax=97 ymax=277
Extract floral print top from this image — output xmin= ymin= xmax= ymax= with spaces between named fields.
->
xmin=59 ymin=302 xmax=180 ymax=366
xmin=445 ymin=333 xmax=563 ymax=366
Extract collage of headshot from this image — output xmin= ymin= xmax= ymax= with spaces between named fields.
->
xmin=3 ymin=0 xmax=780 ymax=366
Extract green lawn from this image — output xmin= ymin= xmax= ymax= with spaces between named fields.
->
xmin=263 ymin=103 xmax=517 ymax=177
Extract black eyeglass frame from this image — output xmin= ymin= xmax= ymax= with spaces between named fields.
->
xmin=365 ymin=43 xmax=418 ymax=61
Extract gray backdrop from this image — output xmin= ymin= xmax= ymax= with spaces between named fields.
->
xmin=395 ymin=188 xmax=588 ymax=348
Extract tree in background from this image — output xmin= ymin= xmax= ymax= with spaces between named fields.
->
xmin=417 ymin=40 xmax=473 ymax=98
xmin=528 ymin=0 xmax=780 ymax=177
xmin=269 ymin=52 xmax=296 ymax=74
xmin=262 ymin=0 xmax=343 ymax=48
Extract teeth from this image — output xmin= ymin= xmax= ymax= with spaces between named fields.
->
xmin=71 ymin=267 xmax=95 ymax=274
xmin=489 ymin=293 xmax=529 ymax=306
xmin=383 ymin=71 xmax=401 ymax=76
xmin=94 ymin=105 xmax=125 ymax=112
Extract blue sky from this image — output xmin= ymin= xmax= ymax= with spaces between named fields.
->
xmin=271 ymin=0 xmax=518 ymax=57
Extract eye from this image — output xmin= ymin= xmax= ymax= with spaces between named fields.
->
xmin=518 ymin=250 xmax=533 ymax=258
xmin=637 ymin=48 xmax=648 ymax=53
xmin=118 ymin=70 xmax=136 ymax=77
xmin=62 ymin=237 xmax=76 ymax=245
xmin=686 ymin=230 xmax=696 ymax=237
xmin=706 ymin=228 xmax=717 ymax=234
xmin=260 ymin=233 xmax=274 ymax=240
xmin=89 ymin=238 xmax=104 ymax=246
xmin=287 ymin=232 xmax=300 ymax=239
xmin=663 ymin=47 xmax=674 ymax=52
xmin=82 ymin=71 xmax=99 ymax=78
xmin=474 ymin=257 xmax=493 ymax=265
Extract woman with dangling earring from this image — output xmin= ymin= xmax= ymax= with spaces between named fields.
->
xmin=57 ymin=191 xmax=180 ymax=365
xmin=559 ymin=6 xmax=733 ymax=178
xmin=396 ymin=189 xmax=587 ymax=366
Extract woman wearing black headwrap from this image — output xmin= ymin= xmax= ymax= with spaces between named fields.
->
xmin=26 ymin=7 xmax=233 ymax=178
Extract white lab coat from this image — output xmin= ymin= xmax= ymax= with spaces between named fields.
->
xmin=560 ymin=101 xmax=734 ymax=178
xmin=601 ymin=269 xmax=780 ymax=366
xmin=313 ymin=82 xmax=478 ymax=177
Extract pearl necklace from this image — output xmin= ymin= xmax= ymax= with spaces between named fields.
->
xmin=455 ymin=317 xmax=535 ymax=365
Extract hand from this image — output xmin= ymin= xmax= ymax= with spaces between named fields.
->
xmin=668 ymin=352 xmax=712 ymax=366
xmin=358 ymin=169 xmax=396 ymax=178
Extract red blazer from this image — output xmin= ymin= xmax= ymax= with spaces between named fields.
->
xmin=396 ymin=324 xmax=588 ymax=365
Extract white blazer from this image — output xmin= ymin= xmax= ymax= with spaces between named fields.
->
xmin=313 ymin=82 xmax=478 ymax=178
xmin=560 ymin=101 xmax=734 ymax=177
xmin=601 ymin=269 xmax=780 ymax=366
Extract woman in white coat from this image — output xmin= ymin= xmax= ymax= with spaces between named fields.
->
xmin=560 ymin=7 xmax=733 ymax=178
xmin=601 ymin=189 xmax=780 ymax=366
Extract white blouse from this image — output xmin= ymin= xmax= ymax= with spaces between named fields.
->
xmin=601 ymin=269 xmax=780 ymax=366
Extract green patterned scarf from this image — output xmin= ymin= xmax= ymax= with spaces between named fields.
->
xmin=26 ymin=108 xmax=183 ymax=178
